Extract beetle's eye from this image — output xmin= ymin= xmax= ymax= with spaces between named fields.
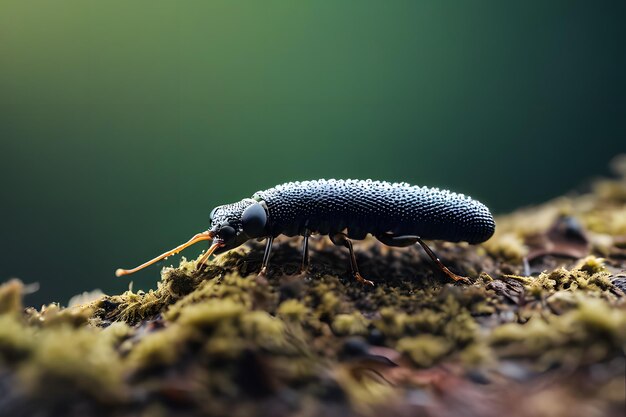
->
xmin=218 ymin=226 xmax=237 ymax=242
xmin=209 ymin=207 xmax=218 ymax=222
xmin=241 ymin=202 xmax=267 ymax=238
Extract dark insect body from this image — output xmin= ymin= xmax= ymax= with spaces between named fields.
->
xmin=116 ymin=179 xmax=495 ymax=285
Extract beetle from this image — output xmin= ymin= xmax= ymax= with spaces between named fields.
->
xmin=116 ymin=179 xmax=495 ymax=285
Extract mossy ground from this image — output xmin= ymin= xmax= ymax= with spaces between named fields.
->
xmin=2 ymin=158 xmax=626 ymax=417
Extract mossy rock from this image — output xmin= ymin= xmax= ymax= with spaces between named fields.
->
xmin=2 ymin=167 xmax=626 ymax=416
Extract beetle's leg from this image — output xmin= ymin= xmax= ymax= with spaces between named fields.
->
xmin=376 ymin=233 xmax=469 ymax=283
xmin=415 ymin=237 xmax=470 ymax=283
xmin=375 ymin=232 xmax=419 ymax=247
xmin=259 ymin=236 xmax=274 ymax=276
xmin=330 ymin=233 xmax=374 ymax=286
xmin=300 ymin=231 xmax=311 ymax=273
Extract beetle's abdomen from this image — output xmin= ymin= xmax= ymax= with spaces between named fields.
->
xmin=253 ymin=179 xmax=495 ymax=244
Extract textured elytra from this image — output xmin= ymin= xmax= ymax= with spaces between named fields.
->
xmin=253 ymin=179 xmax=495 ymax=243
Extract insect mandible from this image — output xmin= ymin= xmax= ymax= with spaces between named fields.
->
xmin=116 ymin=179 xmax=496 ymax=285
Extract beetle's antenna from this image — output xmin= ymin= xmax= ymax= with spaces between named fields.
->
xmin=115 ymin=231 xmax=215 ymax=277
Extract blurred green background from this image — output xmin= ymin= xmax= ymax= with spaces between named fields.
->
xmin=1 ymin=1 xmax=624 ymax=306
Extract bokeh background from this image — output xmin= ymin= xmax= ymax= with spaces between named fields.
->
xmin=1 ymin=1 xmax=624 ymax=306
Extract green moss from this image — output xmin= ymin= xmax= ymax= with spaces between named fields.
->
xmin=101 ymin=289 xmax=166 ymax=325
xmin=443 ymin=309 xmax=478 ymax=347
xmin=483 ymin=232 xmax=528 ymax=262
xmin=573 ymin=297 xmax=626 ymax=342
xmin=525 ymin=267 xmax=615 ymax=296
xmin=100 ymin=320 xmax=132 ymax=338
xmin=277 ymin=299 xmax=309 ymax=322
xmin=373 ymin=307 xmax=407 ymax=338
xmin=491 ymin=317 xmax=562 ymax=358
xmin=459 ymin=341 xmax=494 ymax=366
xmin=396 ymin=335 xmax=452 ymax=367
xmin=402 ymin=310 xmax=444 ymax=335
xmin=240 ymin=310 xmax=286 ymax=351
xmin=97 ymin=253 xmax=246 ymax=326
xmin=501 ymin=274 xmax=534 ymax=285
xmin=25 ymin=303 xmax=94 ymax=328
xmin=127 ymin=325 xmax=188 ymax=369
xmin=0 ymin=279 xmax=25 ymax=315
xmin=335 ymin=365 xmax=397 ymax=411
xmin=331 ymin=312 xmax=369 ymax=336
xmin=0 ymin=315 xmax=34 ymax=364
xmin=575 ymin=256 xmax=608 ymax=275
xmin=204 ymin=333 xmax=246 ymax=359
xmin=316 ymin=287 xmax=341 ymax=320
xmin=174 ymin=299 xmax=246 ymax=330
xmin=490 ymin=296 xmax=626 ymax=366
xmin=18 ymin=325 xmax=127 ymax=404
xmin=163 ymin=273 xmax=258 ymax=322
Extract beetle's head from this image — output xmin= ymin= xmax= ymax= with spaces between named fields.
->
xmin=208 ymin=199 xmax=268 ymax=254
xmin=115 ymin=199 xmax=268 ymax=277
